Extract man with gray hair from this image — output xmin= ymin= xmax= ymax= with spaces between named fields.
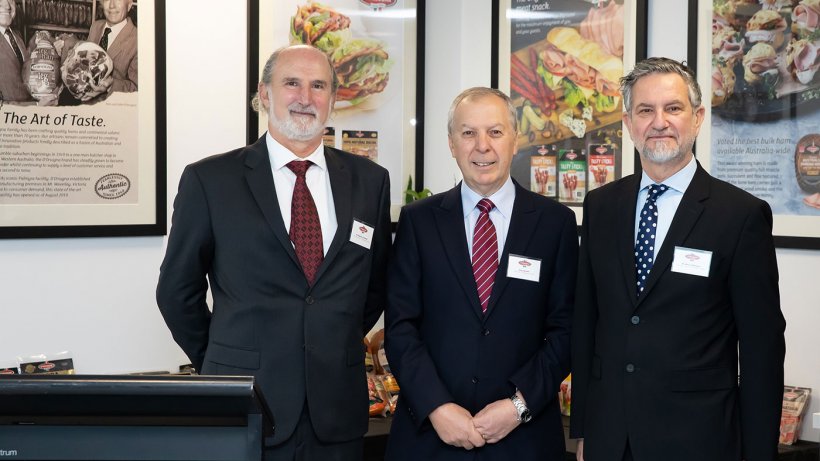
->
xmin=570 ymin=57 xmax=785 ymax=461
xmin=385 ymin=86 xmax=577 ymax=460
xmin=158 ymin=44 xmax=391 ymax=460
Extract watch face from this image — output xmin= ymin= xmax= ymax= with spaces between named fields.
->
xmin=521 ymin=409 xmax=532 ymax=423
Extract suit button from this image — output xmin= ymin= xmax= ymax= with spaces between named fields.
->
xmin=630 ymin=315 xmax=640 ymax=325
xmin=626 ymin=363 xmax=635 ymax=373
xmin=305 ymin=296 xmax=315 ymax=305
xmin=482 ymin=329 xmax=490 ymax=336
xmin=471 ymin=377 xmax=479 ymax=384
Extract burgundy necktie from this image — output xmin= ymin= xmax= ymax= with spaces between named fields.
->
xmin=99 ymin=27 xmax=112 ymax=50
xmin=286 ymin=160 xmax=323 ymax=286
xmin=5 ymin=29 xmax=23 ymax=65
xmin=472 ymin=199 xmax=498 ymax=313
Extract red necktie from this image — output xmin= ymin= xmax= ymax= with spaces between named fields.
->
xmin=472 ymin=199 xmax=498 ymax=313
xmin=286 ymin=160 xmax=323 ymax=286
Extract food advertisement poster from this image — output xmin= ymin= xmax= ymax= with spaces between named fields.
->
xmin=495 ymin=0 xmax=642 ymax=224
xmin=696 ymin=0 xmax=820 ymax=247
xmin=251 ymin=0 xmax=422 ymax=221
xmin=0 ymin=0 xmax=164 ymax=238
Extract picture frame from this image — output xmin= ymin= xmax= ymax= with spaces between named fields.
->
xmin=247 ymin=0 xmax=425 ymax=222
xmin=492 ymin=0 xmax=648 ymax=227
xmin=692 ymin=0 xmax=820 ymax=249
xmin=0 ymin=0 xmax=167 ymax=239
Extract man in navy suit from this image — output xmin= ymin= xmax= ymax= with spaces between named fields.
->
xmin=157 ymin=45 xmax=391 ymax=461
xmin=570 ymin=57 xmax=785 ymax=461
xmin=385 ymin=87 xmax=577 ymax=460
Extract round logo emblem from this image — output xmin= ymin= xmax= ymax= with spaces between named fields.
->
xmin=95 ymin=173 xmax=131 ymax=199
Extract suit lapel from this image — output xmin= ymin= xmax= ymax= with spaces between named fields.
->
xmin=484 ymin=181 xmax=538 ymax=318
xmin=637 ymin=164 xmax=709 ymax=305
xmin=243 ymin=136 xmax=300 ymax=268
xmin=106 ymin=19 xmax=134 ymax=60
xmin=617 ymin=175 xmax=642 ymax=307
xmin=435 ymin=184 xmax=485 ymax=319
xmin=314 ymin=147 xmax=352 ymax=284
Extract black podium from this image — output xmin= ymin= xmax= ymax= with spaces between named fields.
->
xmin=0 ymin=374 xmax=274 ymax=461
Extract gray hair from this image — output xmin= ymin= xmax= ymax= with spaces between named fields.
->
xmin=447 ymin=87 xmax=519 ymax=136
xmin=251 ymin=45 xmax=339 ymax=113
xmin=620 ymin=57 xmax=702 ymax=114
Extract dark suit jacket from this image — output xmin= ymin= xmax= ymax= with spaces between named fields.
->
xmin=385 ymin=181 xmax=578 ymax=461
xmin=89 ymin=18 xmax=137 ymax=92
xmin=0 ymin=28 xmax=30 ymax=102
xmin=570 ymin=162 xmax=785 ymax=461
xmin=157 ymin=136 xmax=391 ymax=444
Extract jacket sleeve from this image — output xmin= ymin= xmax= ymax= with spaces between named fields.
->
xmin=731 ymin=201 xmax=785 ymax=461
xmin=156 ymin=165 xmax=214 ymax=371
xmin=509 ymin=207 xmax=577 ymax=417
xmin=570 ymin=196 xmax=598 ymax=439
xmin=362 ymin=170 xmax=391 ymax=334
xmin=385 ymin=207 xmax=455 ymax=427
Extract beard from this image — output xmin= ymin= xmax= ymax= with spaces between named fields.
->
xmin=637 ymin=132 xmax=696 ymax=165
xmin=267 ymin=93 xmax=326 ymax=142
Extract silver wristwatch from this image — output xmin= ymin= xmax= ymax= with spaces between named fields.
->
xmin=510 ymin=391 xmax=532 ymax=423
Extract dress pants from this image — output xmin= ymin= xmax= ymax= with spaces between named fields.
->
xmin=264 ymin=402 xmax=363 ymax=461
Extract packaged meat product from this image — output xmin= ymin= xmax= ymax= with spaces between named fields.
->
xmin=61 ymin=41 xmax=113 ymax=101
xmin=23 ymin=31 xmax=62 ymax=101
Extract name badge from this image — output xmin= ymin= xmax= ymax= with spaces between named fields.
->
xmin=671 ymin=246 xmax=712 ymax=277
xmin=349 ymin=219 xmax=374 ymax=249
xmin=507 ymin=254 xmax=541 ymax=282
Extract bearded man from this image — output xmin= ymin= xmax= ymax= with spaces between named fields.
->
xmin=570 ymin=57 xmax=785 ymax=461
xmin=157 ymin=44 xmax=391 ymax=461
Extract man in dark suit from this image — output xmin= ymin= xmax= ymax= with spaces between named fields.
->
xmin=385 ymin=87 xmax=577 ymax=460
xmin=570 ymin=57 xmax=785 ymax=461
xmin=0 ymin=0 xmax=30 ymax=102
xmin=157 ymin=45 xmax=391 ymax=461
xmin=88 ymin=0 xmax=137 ymax=92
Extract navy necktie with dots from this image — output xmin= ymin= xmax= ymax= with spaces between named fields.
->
xmin=635 ymin=184 xmax=668 ymax=296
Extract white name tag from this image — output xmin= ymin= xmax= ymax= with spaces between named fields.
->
xmin=349 ymin=219 xmax=374 ymax=249
xmin=671 ymin=246 xmax=712 ymax=277
xmin=507 ymin=254 xmax=541 ymax=282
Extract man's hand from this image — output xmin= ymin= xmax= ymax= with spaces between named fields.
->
xmin=576 ymin=439 xmax=584 ymax=461
xmin=473 ymin=397 xmax=520 ymax=444
xmin=428 ymin=403 xmax=486 ymax=450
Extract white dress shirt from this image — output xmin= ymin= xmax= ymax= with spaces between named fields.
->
xmin=102 ymin=18 xmax=129 ymax=47
xmin=461 ymin=177 xmax=516 ymax=261
xmin=266 ymin=133 xmax=337 ymax=255
xmin=634 ymin=156 xmax=697 ymax=260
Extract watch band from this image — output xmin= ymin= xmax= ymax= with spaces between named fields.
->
xmin=510 ymin=391 xmax=532 ymax=423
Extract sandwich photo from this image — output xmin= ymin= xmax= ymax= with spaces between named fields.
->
xmin=290 ymin=2 xmax=352 ymax=52
xmin=792 ymin=0 xmax=820 ymax=39
xmin=331 ymin=38 xmax=392 ymax=104
xmin=742 ymin=42 xmax=780 ymax=87
xmin=745 ymin=9 xmax=789 ymax=48
xmin=786 ymin=38 xmax=820 ymax=83
xmin=538 ymin=26 xmax=622 ymax=114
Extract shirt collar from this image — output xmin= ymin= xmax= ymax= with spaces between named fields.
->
xmin=266 ymin=132 xmax=327 ymax=172
xmin=105 ymin=18 xmax=128 ymax=34
xmin=639 ymin=155 xmax=697 ymax=193
xmin=461 ymin=176 xmax=515 ymax=219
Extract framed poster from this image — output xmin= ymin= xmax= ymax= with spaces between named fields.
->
xmin=0 ymin=0 xmax=166 ymax=239
xmin=248 ymin=0 xmax=425 ymax=222
xmin=692 ymin=0 xmax=820 ymax=249
xmin=492 ymin=0 xmax=647 ymax=226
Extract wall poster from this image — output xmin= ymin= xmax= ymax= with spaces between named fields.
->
xmin=492 ymin=0 xmax=647 ymax=226
xmin=0 ymin=0 xmax=166 ymax=238
xmin=249 ymin=0 xmax=424 ymax=222
xmin=694 ymin=0 xmax=820 ymax=249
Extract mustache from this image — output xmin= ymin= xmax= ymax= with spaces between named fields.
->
xmin=288 ymin=103 xmax=317 ymax=115
xmin=646 ymin=130 xmax=675 ymax=138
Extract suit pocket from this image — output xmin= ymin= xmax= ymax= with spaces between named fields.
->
xmin=666 ymin=366 xmax=737 ymax=392
xmin=346 ymin=345 xmax=365 ymax=366
xmin=206 ymin=342 xmax=260 ymax=370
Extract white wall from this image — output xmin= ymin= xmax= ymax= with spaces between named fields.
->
xmin=0 ymin=0 xmax=816 ymax=443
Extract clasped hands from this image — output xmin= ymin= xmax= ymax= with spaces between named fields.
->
xmin=428 ymin=398 xmax=521 ymax=450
